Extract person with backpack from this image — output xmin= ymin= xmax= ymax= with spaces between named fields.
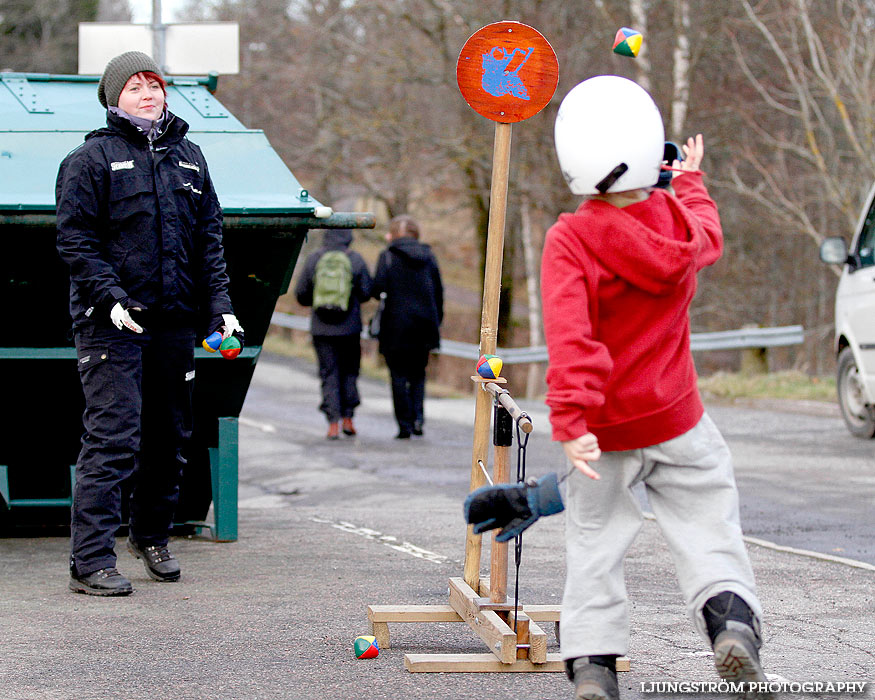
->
xmin=372 ymin=215 xmax=443 ymax=439
xmin=295 ymin=229 xmax=372 ymax=439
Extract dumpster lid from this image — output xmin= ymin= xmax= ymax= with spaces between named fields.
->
xmin=0 ymin=73 xmax=325 ymax=216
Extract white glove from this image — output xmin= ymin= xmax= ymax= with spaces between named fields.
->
xmin=221 ymin=313 xmax=244 ymax=339
xmin=110 ymin=302 xmax=145 ymax=333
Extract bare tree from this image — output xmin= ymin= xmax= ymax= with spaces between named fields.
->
xmin=726 ymin=0 xmax=875 ymax=254
xmin=0 ymin=0 xmax=100 ymax=73
xmin=670 ymin=0 xmax=691 ymax=139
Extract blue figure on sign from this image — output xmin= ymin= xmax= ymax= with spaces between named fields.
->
xmin=481 ymin=46 xmax=533 ymax=100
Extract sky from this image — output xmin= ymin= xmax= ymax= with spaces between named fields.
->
xmin=129 ymin=0 xmax=189 ymax=23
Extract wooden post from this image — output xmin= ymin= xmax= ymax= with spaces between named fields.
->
xmin=366 ymin=23 xmax=574 ymax=674
xmin=489 ymin=443 xmax=510 ymax=603
xmin=463 ymin=121 xmax=513 ymax=589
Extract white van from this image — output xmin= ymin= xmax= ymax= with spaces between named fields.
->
xmin=820 ymin=182 xmax=875 ymax=437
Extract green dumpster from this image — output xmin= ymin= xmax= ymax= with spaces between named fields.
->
xmin=0 ymin=73 xmax=373 ymax=539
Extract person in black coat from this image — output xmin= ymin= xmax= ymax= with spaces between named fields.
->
xmin=295 ymin=229 xmax=372 ymax=439
xmin=56 ymin=52 xmax=242 ymax=596
xmin=372 ymin=215 xmax=444 ymax=438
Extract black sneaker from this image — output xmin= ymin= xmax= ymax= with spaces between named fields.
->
xmin=412 ymin=422 xmax=423 ymax=436
xmin=704 ymin=592 xmax=767 ymax=685
xmin=127 ymin=538 xmax=181 ymax=582
xmin=568 ymin=657 xmax=620 ymax=700
xmin=69 ymin=567 xmax=133 ymax=596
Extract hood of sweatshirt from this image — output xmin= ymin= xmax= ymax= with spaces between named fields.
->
xmin=556 ymin=189 xmax=707 ymax=296
xmin=388 ymin=236 xmax=432 ymax=267
xmin=323 ymin=228 xmax=352 ymax=250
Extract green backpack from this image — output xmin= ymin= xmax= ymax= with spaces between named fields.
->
xmin=313 ymin=250 xmax=353 ymax=317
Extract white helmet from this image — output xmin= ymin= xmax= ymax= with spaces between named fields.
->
xmin=554 ymin=76 xmax=664 ymax=195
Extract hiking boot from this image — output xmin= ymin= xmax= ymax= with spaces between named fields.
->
xmin=69 ymin=567 xmax=133 ymax=596
xmin=704 ymin=592 xmax=767 ymax=684
xmin=342 ymin=417 xmax=356 ymax=436
xmin=568 ymin=657 xmax=620 ymax=700
xmin=326 ymin=422 xmax=340 ymax=440
xmin=127 ymin=539 xmax=181 ymax=582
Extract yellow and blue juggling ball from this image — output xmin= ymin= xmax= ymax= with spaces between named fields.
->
xmin=202 ymin=331 xmax=222 ymax=352
xmin=612 ymin=27 xmax=643 ymax=57
xmin=476 ymin=354 xmax=503 ymax=380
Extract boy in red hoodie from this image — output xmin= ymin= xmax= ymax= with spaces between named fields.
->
xmin=542 ymin=76 xmax=767 ymax=700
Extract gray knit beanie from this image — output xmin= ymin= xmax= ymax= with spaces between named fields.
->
xmin=98 ymin=51 xmax=163 ymax=108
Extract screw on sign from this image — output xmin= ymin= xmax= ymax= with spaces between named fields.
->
xmin=456 ymin=22 xmax=558 ymax=124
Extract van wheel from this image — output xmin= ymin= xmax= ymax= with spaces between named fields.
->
xmin=837 ymin=347 xmax=875 ymax=438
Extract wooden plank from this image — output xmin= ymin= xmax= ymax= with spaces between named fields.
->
xmin=367 ymin=605 xmax=461 ymax=623
xmin=527 ymin=620 xmax=548 ymax=664
xmin=405 ymin=652 xmax=565 ymax=673
xmin=448 ymin=577 xmax=517 ymax=664
xmin=521 ymin=604 xmax=561 ymax=622
xmin=370 ymin=621 xmax=389 ymax=650
xmin=510 ymin=613 xmax=530 ymax=660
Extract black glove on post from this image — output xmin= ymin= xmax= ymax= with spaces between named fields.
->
xmin=463 ymin=472 xmax=565 ymax=542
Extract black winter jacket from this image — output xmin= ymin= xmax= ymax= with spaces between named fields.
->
xmin=294 ymin=229 xmax=373 ymax=336
xmin=372 ymin=236 xmax=443 ymax=355
xmin=55 ymin=109 xmax=232 ymax=330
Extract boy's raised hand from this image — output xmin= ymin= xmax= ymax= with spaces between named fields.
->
xmin=676 ymin=133 xmax=704 ymax=172
xmin=562 ymin=432 xmax=602 ymax=480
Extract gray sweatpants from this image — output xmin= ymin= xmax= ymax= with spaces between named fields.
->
xmin=560 ymin=413 xmax=762 ymax=660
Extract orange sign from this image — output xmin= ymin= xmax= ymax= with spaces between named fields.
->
xmin=457 ymin=22 xmax=558 ymax=124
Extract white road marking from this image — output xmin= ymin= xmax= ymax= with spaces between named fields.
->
xmin=642 ymin=512 xmax=875 ymax=571
xmin=743 ymin=536 xmax=875 ymax=572
xmin=311 ymin=517 xmax=451 ymax=564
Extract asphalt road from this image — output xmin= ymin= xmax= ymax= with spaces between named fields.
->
xmin=243 ymin=353 xmax=875 ymax=567
xmin=1 ymin=351 xmax=871 ymax=700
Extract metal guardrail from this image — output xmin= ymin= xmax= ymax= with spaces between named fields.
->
xmin=271 ymin=313 xmax=804 ymax=365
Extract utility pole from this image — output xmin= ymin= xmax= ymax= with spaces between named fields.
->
xmin=151 ymin=0 xmax=167 ymax=71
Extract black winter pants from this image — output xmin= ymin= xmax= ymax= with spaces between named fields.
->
xmin=70 ymin=324 xmax=195 ymax=577
xmin=384 ymin=348 xmax=430 ymax=435
xmin=312 ymin=334 xmax=361 ymax=422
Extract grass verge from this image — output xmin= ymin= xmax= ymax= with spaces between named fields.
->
xmin=697 ymin=370 xmax=835 ymax=402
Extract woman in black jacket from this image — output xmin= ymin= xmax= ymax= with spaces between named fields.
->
xmin=56 ymin=52 xmax=241 ymax=596
xmin=372 ymin=215 xmax=444 ymax=438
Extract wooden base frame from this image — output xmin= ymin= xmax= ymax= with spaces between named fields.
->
xmin=368 ymin=577 xmax=631 ymax=673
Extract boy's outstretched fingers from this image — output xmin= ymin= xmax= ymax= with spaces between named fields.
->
xmin=680 ymin=133 xmax=704 ymax=171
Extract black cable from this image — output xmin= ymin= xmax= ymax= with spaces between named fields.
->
xmin=512 ymin=413 xmax=530 ymax=633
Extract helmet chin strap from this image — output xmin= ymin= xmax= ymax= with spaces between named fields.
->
xmin=595 ymin=162 xmax=629 ymax=194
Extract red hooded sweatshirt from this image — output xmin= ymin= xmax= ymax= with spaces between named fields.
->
xmin=540 ymin=173 xmax=723 ymax=451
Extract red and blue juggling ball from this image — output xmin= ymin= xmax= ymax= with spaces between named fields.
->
xmin=219 ymin=335 xmax=242 ymax=360
xmin=353 ymin=635 xmax=379 ymax=659
xmin=476 ymin=354 xmax=503 ymax=379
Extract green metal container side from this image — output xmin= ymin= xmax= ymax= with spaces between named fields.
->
xmin=0 ymin=72 xmax=322 ymax=214
xmin=0 ymin=74 xmax=374 ymax=533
